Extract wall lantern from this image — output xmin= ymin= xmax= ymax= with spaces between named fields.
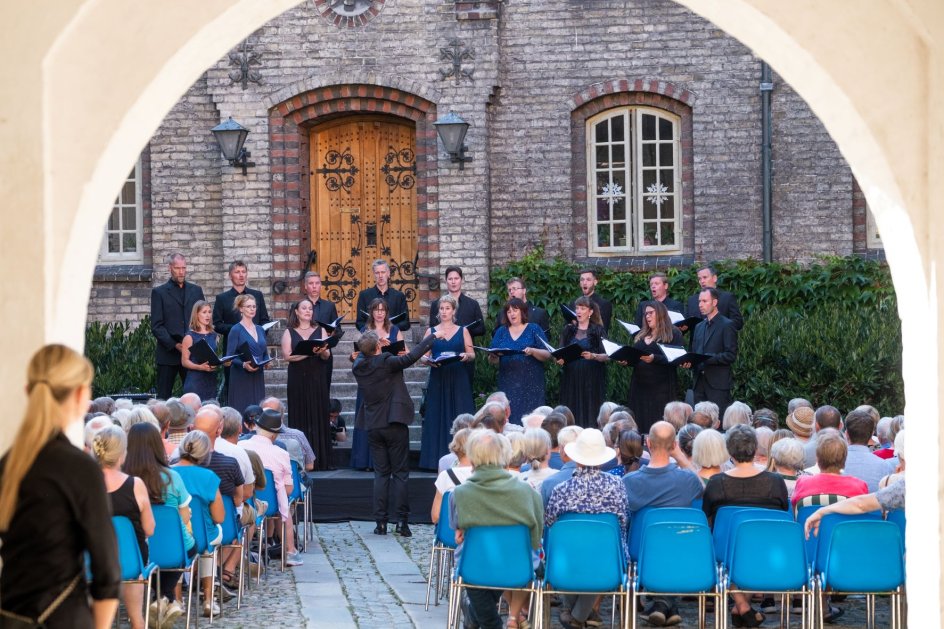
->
xmin=433 ymin=111 xmax=473 ymax=170
xmin=211 ymin=117 xmax=255 ymax=175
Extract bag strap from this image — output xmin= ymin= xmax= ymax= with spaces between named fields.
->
xmin=446 ymin=468 xmax=461 ymax=487
xmin=36 ymin=573 xmax=82 ymax=624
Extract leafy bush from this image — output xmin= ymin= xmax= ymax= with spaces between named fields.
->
xmin=85 ymin=317 xmax=158 ymax=397
xmin=473 ymin=247 xmax=902 ymax=414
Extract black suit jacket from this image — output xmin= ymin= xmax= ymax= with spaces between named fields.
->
xmin=355 ymin=286 xmax=411 ymax=332
xmin=151 ymin=280 xmax=205 ymax=365
xmin=497 ymin=303 xmax=550 ymax=336
xmin=212 ymin=287 xmax=271 ymax=346
xmin=686 ymin=290 xmax=744 ymax=330
xmin=690 ymin=313 xmax=738 ymax=390
xmin=634 ymin=296 xmax=684 ymax=328
xmin=352 ymin=335 xmax=435 ymax=431
xmin=308 ymin=297 xmax=340 ymax=331
xmin=569 ymin=293 xmax=613 ymax=332
xmin=429 ymin=293 xmax=485 ymax=338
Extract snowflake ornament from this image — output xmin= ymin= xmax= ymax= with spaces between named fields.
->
xmin=646 ymin=182 xmax=669 ymax=206
xmin=601 ymin=182 xmax=623 ymax=197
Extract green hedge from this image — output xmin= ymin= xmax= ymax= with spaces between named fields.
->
xmin=473 ymin=248 xmax=903 ymax=415
xmin=85 ymin=317 xmax=158 ymax=397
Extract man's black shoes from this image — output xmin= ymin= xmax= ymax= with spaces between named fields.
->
xmin=373 ymin=521 xmax=387 ymax=535
xmin=395 ymin=522 xmax=412 ymax=537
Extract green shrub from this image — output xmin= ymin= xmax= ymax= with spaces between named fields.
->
xmin=472 ymin=247 xmax=902 ymax=414
xmin=85 ymin=317 xmax=158 ymax=397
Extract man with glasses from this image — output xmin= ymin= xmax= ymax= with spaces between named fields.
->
xmin=497 ymin=276 xmax=550 ymax=334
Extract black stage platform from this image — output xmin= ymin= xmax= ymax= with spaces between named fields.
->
xmin=308 ymin=468 xmax=437 ymax=524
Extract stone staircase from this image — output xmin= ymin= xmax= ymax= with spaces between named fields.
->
xmin=263 ymin=326 xmax=430 ymax=449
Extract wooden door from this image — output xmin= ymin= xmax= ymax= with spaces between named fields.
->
xmin=310 ymin=116 xmax=418 ymax=322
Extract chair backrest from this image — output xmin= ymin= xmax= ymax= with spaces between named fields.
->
xmin=628 ymin=507 xmax=707 ymax=562
xmin=545 ymin=518 xmax=625 ymax=592
xmin=255 ymin=469 xmax=280 ymax=518
xmin=886 ymin=508 xmax=906 ymax=541
xmin=189 ymin=495 xmax=212 ymax=554
xmin=637 ymin=521 xmax=717 ymax=593
xmin=727 ymin=519 xmax=809 ymax=591
xmin=289 ymin=460 xmax=304 ymax=503
xmin=794 ymin=504 xmax=823 ymax=564
xmin=820 ymin=520 xmax=904 ymax=592
xmin=150 ymin=505 xmax=190 ymax=569
xmin=813 ymin=511 xmax=884 ymax=574
xmin=719 ymin=507 xmax=792 ymax=567
xmin=435 ymin=491 xmax=457 ymax=548
xmin=455 ymin=525 xmax=534 ymax=589
xmin=112 ymin=515 xmax=146 ymax=580
xmin=220 ymin=494 xmax=241 ymax=545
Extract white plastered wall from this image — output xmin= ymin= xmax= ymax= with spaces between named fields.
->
xmin=0 ymin=0 xmax=940 ymax=622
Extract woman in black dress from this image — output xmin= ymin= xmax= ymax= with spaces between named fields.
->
xmin=280 ymin=298 xmax=332 ymax=470
xmin=558 ymin=296 xmax=608 ymax=428
xmin=626 ymin=300 xmax=684 ymax=434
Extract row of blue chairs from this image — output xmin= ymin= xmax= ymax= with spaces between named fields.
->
xmin=436 ymin=501 xmax=905 ymax=629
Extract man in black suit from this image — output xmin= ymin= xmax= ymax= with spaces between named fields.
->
xmin=634 ymin=272 xmax=685 ymax=327
xmin=685 ymin=265 xmax=744 ymax=330
xmin=303 ymin=270 xmax=340 ymax=389
xmin=498 ymin=276 xmax=550 ymax=334
xmin=213 ymin=260 xmax=271 ymax=404
xmin=352 ymin=328 xmax=444 ymax=536
xmin=689 ymin=288 xmax=738 ymax=416
xmin=569 ymin=268 xmax=612 ymax=332
xmin=355 ymin=259 xmax=411 ymax=333
xmin=151 ymin=253 xmax=205 ymax=399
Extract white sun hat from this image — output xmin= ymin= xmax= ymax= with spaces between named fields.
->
xmin=564 ymin=428 xmax=616 ymax=467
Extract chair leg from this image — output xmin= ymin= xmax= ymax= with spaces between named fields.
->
xmin=425 ymin=545 xmax=437 ymax=611
xmin=185 ymin=563 xmax=195 ymax=629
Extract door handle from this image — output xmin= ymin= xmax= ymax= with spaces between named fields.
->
xmin=339 ymin=207 xmax=360 ymax=214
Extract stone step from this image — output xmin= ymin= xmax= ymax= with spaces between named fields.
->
xmin=265 ymin=380 xmax=427 ymax=400
xmin=263 ymin=364 xmax=429 ymax=385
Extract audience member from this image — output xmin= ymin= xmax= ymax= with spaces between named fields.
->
xmin=261 ymin=397 xmax=317 ymax=472
xmin=84 ymin=415 xmax=116 ymax=451
xmin=541 ymin=413 xmax=567 ymax=469
xmin=792 ymin=429 xmax=868 ymax=508
xmin=690 ymin=428 xmax=728 ymax=485
xmin=438 ymin=413 xmax=476 ymax=472
xmin=552 ymin=404 xmax=575 ymax=426
xmin=662 ymin=401 xmax=692 ymax=432
xmin=595 ymin=401 xmax=620 ymax=430
xmin=803 ymin=405 xmax=842 ymax=467
xmin=786 ymin=405 xmax=814 ymax=445
xmin=540 ymin=426 xmax=583 ymax=507
xmin=721 ymin=400 xmax=752 ymax=431
xmin=676 ymin=423 xmax=702 ymax=460
xmin=90 ymin=396 xmax=117 ymax=415
xmin=842 ymin=410 xmax=895 ymax=491
xmin=751 ymin=408 xmax=779 ymax=431
xmin=767 ymin=437 xmax=806 ymax=498
xmin=691 ymin=400 xmax=720 ymax=430
xmin=879 ymin=430 xmax=906 ymax=488
xmin=519 ymin=428 xmax=555 ymax=491
xmin=430 ymin=429 xmax=473 ymax=523
xmin=753 ymin=426 xmax=774 ymax=468
xmin=610 ymin=429 xmax=644 ymax=476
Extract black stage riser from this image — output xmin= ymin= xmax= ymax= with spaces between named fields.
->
xmin=307 ymin=470 xmax=436 ymax=525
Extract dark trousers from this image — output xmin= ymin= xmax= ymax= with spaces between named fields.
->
xmin=693 ymin=376 xmax=732 ymax=418
xmin=466 ymin=588 xmax=505 ymax=629
xmin=368 ymin=423 xmax=410 ymax=523
xmin=156 ymin=364 xmax=188 ymax=400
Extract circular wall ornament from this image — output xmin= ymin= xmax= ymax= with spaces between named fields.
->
xmin=312 ymin=0 xmax=388 ymax=28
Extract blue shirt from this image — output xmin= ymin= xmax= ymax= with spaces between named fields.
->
xmin=541 ymin=461 xmax=577 ymax=508
xmin=623 ymin=462 xmax=704 ymax=516
xmin=174 ymin=464 xmax=221 ymax=550
xmin=843 ymin=444 xmax=896 ymax=492
xmin=160 ymin=467 xmax=194 ymax=550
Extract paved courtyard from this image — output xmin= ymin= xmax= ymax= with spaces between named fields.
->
xmin=193 ymin=522 xmax=897 ymax=629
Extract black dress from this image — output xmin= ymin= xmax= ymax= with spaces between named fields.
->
xmin=558 ymin=323 xmax=607 ymax=428
xmin=287 ymin=327 xmax=332 ymax=471
xmin=626 ymin=327 xmax=684 ymax=434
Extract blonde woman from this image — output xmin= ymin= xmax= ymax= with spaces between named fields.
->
xmin=226 ymin=294 xmax=271 ymax=414
xmin=519 ymin=428 xmax=556 ymax=491
xmin=691 ymin=428 xmax=729 ymax=485
xmin=93 ymin=425 xmax=155 ymax=629
xmin=0 ymin=344 xmax=120 ymax=628
xmin=180 ymin=300 xmax=221 ymax=400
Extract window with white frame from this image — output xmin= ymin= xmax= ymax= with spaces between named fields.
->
xmin=866 ymin=204 xmax=882 ymax=248
xmin=99 ymin=160 xmax=143 ymax=264
xmin=587 ymin=107 xmax=681 ymax=255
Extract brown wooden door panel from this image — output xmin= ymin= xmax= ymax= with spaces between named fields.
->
xmin=310 ymin=117 xmax=418 ymax=322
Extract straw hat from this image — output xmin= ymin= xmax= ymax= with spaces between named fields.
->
xmin=563 ymin=428 xmax=616 ymax=467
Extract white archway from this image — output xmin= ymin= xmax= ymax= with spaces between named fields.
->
xmin=1 ymin=0 xmax=939 ymax=621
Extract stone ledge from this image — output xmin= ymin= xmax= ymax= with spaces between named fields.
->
xmin=93 ymin=265 xmax=154 ymax=283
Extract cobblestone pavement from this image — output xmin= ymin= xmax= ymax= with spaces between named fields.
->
xmin=188 ymin=522 xmax=900 ymax=628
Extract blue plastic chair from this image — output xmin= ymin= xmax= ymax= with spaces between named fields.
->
xmin=425 ymin=491 xmax=457 ymax=610
xmin=801 ymin=506 xmax=882 ymax=568
xmin=816 ymin=519 xmax=905 ymax=629
xmin=715 ymin=507 xmax=792 ymax=569
xmin=151 ymin=505 xmax=196 ymax=629
xmin=543 ymin=516 xmax=629 ymax=629
xmin=289 ymin=460 xmax=310 ymax=551
xmin=627 ymin=506 xmax=707 ymax=564
xmin=632 ymin=521 xmax=720 ymax=629
xmin=188 ymin=495 xmax=222 ymax=623
xmin=254 ymin=469 xmax=285 ymax=573
xmin=112 ymin=516 xmax=159 ymax=629
xmin=218 ymin=494 xmax=247 ymax=609
xmin=447 ymin=525 xmax=539 ymax=629
xmin=724 ymin=519 xmax=814 ymax=629
xmin=886 ymin=508 xmax=906 ymax=541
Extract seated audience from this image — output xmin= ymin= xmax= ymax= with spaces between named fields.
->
xmin=879 ymin=430 xmax=905 ymax=488
xmin=430 ymin=428 xmax=473 ymax=523
xmin=262 ymin=397 xmax=316 ymax=472
xmin=540 ymin=426 xmax=583 ymax=507
xmin=595 ymin=401 xmax=620 ymax=430
xmin=691 ymin=401 xmax=720 ymax=430
xmin=663 ymin=401 xmax=692 ymax=432
xmin=842 ymin=409 xmax=895 ymax=491
xmin=676 ymin=423 xmax=702 ymax=460
xmin=609 ymin=429 xmax=644 ymax=477
xmin=721 ymin=401 xmax=752 ymax=431
xmin=552 ymin=404 xmax=575 ymax=426
xmin=519 ymin=428 xmax=556 ymax=491
xmin=793 ymin=429 xmax=869 ymax=508
xmin=766 ymin=437 xmax=806 ymax=498
xmin=753 ymin=426 xmax=774 ymax=468
xmin=438 ymin=414 xmax=475 ymax=472
xmin=541 ymin=413 xmax=567 ymax=470
xmin=803 ymin=405 xmax=842 ymax=468
xmin=786 ymin=406 xmax=814 ymax=446
xmin=690 ymin=428 xmax=728 ymax=485
xmin=751 ymin=408 xmax=779 ymax=431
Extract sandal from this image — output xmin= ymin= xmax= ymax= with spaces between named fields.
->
xmin=220 ymin=569 xmax=239 ymax=589
xmin=822 ymin=605 xmax=844 ymax=624
xmin=739 ymin=608 xmax=765 ymax=627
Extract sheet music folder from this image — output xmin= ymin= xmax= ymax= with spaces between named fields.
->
xmin=236 ymin=342 xmax=274 ymax=367
xmin=189 ymin=339 xmax=237 ymax=366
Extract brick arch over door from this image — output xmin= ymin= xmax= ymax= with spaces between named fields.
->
xmin=268 ymin=85 xmax=439 ymax=319
xmin=571 ymin=81 xmax=696 ymax=269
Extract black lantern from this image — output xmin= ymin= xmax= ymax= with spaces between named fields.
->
xmin=434 ymin=111 xmax=473 ymax=170
xmin=211 ymin=117 xmax=255 ymax=175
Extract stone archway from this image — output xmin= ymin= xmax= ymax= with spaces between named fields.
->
xmin=1 ymin=0 xmax=941 ymax=620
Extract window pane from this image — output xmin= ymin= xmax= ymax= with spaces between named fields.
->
xmin=122 ymin=206 xmax=137 ymax=230
xmin=643 ymin=201 xmax=657 ymax=220
xmin=597 ymin=199 xmax=610 ymax=221
xmin=595 ymin=120 xmax=609 ymax=143
xmin=611 ymin=115 xmax=624 ymax=142
xmin=597 ymin=224 xmax=611 ymax=247
xmin=659 ymin=143 xmax=673 ymax=167
xmin=642 ymin=224 xmax=657 ymax=247
xmin=659 ymin=117 xmax=673 ymax=140
xmin=596 ymin=171 xmax=610 ymax=194
xmin=659 ymin=169 xmax=675 ymax=193
xmin=107 ymin=208 xmax=120 ymax=230
xmin=107 ymin=233 xmax=121 ymax=253
xmin=596 ymin=145 xmax=609 ymax=168
xmin=612 ymin=170 xmax=626 ymax=195
xmin=642 ymin=143 xmax=656 ymax=167
xmin=121 ymin=181 xmax=136 ymax=205
xmin=663 ymin=202 xmax=675 ymax=219
xmin=612 ymin=197 xmax=626 ymax=221
xmin=613 ymin=222 xmax=627 ymax=247
xmin=642 ymin=169 xmax=656 ymax=191
xmin=642 ymin=114 xmax=656 ymax=141
xmin=122 ymin=233 xmax=137 ymax=252
xmin=660 ymin=222 xmax=675 ymax=246
xmin=611 ymin=143 xmax=625 ymax=166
